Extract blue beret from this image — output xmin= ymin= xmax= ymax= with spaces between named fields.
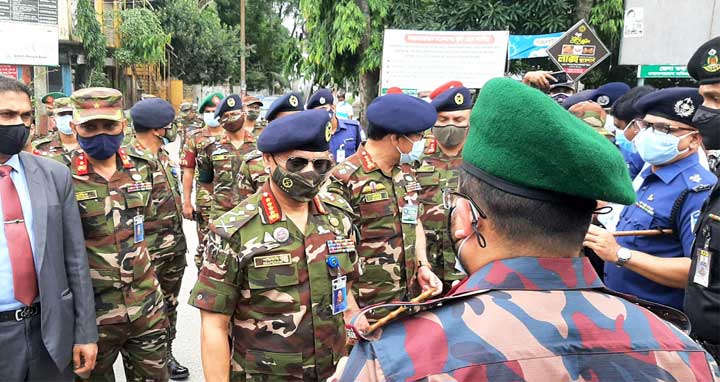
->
xmin=367 ymin=94 xmax=437 ymax=134
xmin=306 ymin=88 xmax=334 ymax=109
xmin=431 ymin=86 xmax=472 ymax=112
xmin=266 ymin=92 xmax=304 ymax=121
xmin=214 ymin=94 xmax=243 ymax=119
xmin=130 ymin=98 xmax=175 ymax=131
xmin=589 ymin=82 xmax=631 ymax=108
xmin=258 ymin=109 xmax=331 ymax=153
xmin=562 ymin=90 xmax=596 ymax=110
xmin=688 ymin=37 xmax=720 ymax=85
xmin=634 ymin=87 xmax=704 ymax=127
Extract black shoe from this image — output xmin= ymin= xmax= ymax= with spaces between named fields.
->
xmin=168 ymin=354 xmax=190 ymax=380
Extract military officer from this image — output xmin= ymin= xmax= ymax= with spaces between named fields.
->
xmin=333 ymin=76 xmax=720 ymax=382
xmin=35 ymin=92 xmax=66 ymax=139
xmin=306 ymin=88 xmax=364 ymax=162
xmin=181 ymin=92 xmax=224 ymax=269
xmin=177 ymin=102 xmax=202 ymax=150
xmin=197 ymin=94 xmax=258 ymax=222
xmin=237 ymin=92 xmax=304 ymax=200
xmin=327 ymin=93 xmax=443 ymax=323
xmin=65 ymin=88 xmax=168 ymax=381
xmin=241 ymin=95 xmax=263 ymax=136
xmin=584 ymin=87 xmax=717 ymax=311
xmin=130 ymin=98 xmax=190 ymax=379
xmin=189 ymin=109 xmax=365 ymax=381
xmin=568 ymin=100 xmax=614 ymax=140
xmin=33 ymin=97 xmax=79 ymax=155
xmin=684 ymin=36 xmax=720 ymax=363
xmin=412 ymin=82 xmax=473 ymax=292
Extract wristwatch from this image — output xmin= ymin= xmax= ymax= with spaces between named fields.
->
xmin=417 ymin=260 xmax=431 ymax=269
xmin=616 ymin=247 xmax=632 ymax=268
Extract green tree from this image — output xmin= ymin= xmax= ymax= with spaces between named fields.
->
xmin=74 ymin=0 xmax=109 ymax=86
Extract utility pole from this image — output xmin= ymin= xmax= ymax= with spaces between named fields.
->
xmin=240 ymin=0 xmax=246 ymax=95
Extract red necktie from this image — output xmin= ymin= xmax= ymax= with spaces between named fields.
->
xmin=0 ymin=165 xmax=38 ymax=306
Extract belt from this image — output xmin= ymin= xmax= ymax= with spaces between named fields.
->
xmin=0 ymin=303 xmax=40 ymax=322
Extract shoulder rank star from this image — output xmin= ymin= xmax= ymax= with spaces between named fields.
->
xmin=689 ymin=174 xmax=702 ymax=183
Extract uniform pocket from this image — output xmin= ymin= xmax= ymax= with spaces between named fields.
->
xmin=246 ymin=259 xmax=301 ymax=314
xmin=358 ymin=199 xmax=395 ymax=238
xmin=244 ymin=349 xmax=304 ymax=378
xmin=78 ymin=199 xmax=109 ymax=240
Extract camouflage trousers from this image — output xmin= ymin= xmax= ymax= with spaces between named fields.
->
xmin=152 ymin=253 xmax=187 ymax=342
xmin=81 ymin=308 xmax=169 ymax=382
xmin=194 ymin=206 xmax=211 ymax=270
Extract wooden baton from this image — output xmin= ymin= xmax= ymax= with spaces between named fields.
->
xmin=612 ymin=229 xmax=674 ymax=237
xmin=364 ymin=288 xmax=438 ymax=335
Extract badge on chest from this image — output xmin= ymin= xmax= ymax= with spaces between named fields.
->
xmin=75 ymin=190 xmax=98 ymax=201
xmin=253 ymin=253 xmax=292 ymax=268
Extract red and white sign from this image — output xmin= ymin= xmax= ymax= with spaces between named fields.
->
xmin=0 ymin=65 xmax=18 ymax=79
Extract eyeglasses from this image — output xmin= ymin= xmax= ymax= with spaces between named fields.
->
xmin=274 ymin=155 xmax=334 ymax=174
xmin=442 ymin=188 xmax=487 ymax=248
xmin=635 ymin=120 xmax=695 ymax=135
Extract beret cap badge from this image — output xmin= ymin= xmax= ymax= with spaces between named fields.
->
xmin=704 ymin=49 xmax=720 ymax=73
xmin=319 ymin=97 xmax=326 ymax=105
xmin=596 ymin=95 xmax=610 ymax=107
xmin=227 ymin=97 xmax=236 ymax=107
xmin=325 ymin=123 xmax=332 ymax=142
xmin=289 ymin=95 xmax=299 ymax=107
xmin=674 ymin=97 xmax=695 ymax=118
xmin=454 ymin=93 xmax=464 ymax=105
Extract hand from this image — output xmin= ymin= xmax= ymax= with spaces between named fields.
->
xmin=417 ymin=266 xmax=442 ymax=296
xmin=73 ymin=343 xmax=98 ymax=376
xmin=522 ymin=71 xmax=557 ymax=90
xmin=182 ymin=202 xmax=195 ymax=220
xmin=583 ymin=224 xmax=621 ymax=263
xmin=326 ymin=356 xmax=349 ymax=382
xmin=343 ymin=310 xmax=369 ymax=346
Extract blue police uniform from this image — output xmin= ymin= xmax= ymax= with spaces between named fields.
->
xmin=329 ymin=118 xmax=363 ymax=162
xmin=607 ymin=153 xmax=716 ymax=309
xmin=620 ymin=147 xmax=645 ymax=179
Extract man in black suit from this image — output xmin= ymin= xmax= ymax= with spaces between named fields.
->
xmin=0 ymin=76 xmax=98 ymax=381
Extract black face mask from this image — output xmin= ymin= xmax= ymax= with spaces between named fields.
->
xmin=693 ymin=105 xmax=720 ymax=150
xmin=0 ymin=123 xmax=31 ymax=155
xmin=271 ymin=165 xmax=325 ymax=202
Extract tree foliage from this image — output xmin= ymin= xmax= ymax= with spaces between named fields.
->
xmin=157 ymin=0 xmax=242 ymax=85
xmin=74 ymin=0 xmax=109 ymax=86
xmin=115 ymin=8 xmax=170 ymax=67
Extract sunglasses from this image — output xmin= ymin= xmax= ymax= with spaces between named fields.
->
xmin=442 ymin=188 xmax=487 ymax=248
xmin=635 ymin=119 xmax=695 ymax=135
xmin=275 ymin=155 xmax=334 ymax=174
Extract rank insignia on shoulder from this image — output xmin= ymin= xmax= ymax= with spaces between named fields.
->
xmin=689 ymin=174 xmax=702 ymax=183
xmin=128 ymin=182 xmax=153 ymax=193
xmin=75 ymin=190 xmax=98 ymax=201
xmin=692 ymin=184 xmax=712 ymax=192
xmin=253 ymin=253 xmax=292 ymax=268
xmin=425 ymin=139 xmax=437 ymax=154
xmin=364 ymin=191 xmax=390 ymax=203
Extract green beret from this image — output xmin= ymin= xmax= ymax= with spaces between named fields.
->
xmin=462 ymin=77 xmax=635 ymax=206
xmin=41 ymin=92 xmax=67 ymax=105
xmin=198 ymin=92 xmax=224 ymax=113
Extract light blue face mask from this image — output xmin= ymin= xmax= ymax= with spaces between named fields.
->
xmin=615 ymin=129 xmax=635 ymax=153
xmin=398 ymin=135 xmax=425 ymax=164
xmin=634 ymin=128 xmax=695 ymax=166
xmin=203 ymin=112 xmax=220 ymax=128
xmin=55 ymin=115 xmax=73 ymax=135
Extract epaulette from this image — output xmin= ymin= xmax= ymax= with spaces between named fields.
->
xmin=124 ymin=143 xmax=154 ymax=161
xmin=117 ymin=148 xmax=135 ymax=169
xmin=211 ymin=199 xmax=259 ymax=240
xmin=692 ymin=184 xmax=713 ymax=192
xmin=331 ymin=159 xmax=361 ymax=183
xmin=187 ymin=128 xmax=203 ymax=138
xmin=340 ymin=118 xmax=361 ymax=128
xmin=243 ymin=149 xmax=263 ymax=161
xmin=424 ymin=138 xmax=438 ymax=154
xmin=73 ymin=151 xmax=90 ymax=175
xmin=32 ymin=135 xmax=53 ymax=147
xmin=259 ymin=191 xmax=282 ymax=224
xmin=318 ymin=190 xmax=355 ymax=216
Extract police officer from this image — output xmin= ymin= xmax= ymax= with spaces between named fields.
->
xmin=181 ymin=92 xmax=224 ymax=269
xmin=33 ymin=97 xmax=79 ymax=155
xmin=611 ymin=86 xmax=656 ymax=179
xmin=584 ymin=87 xmax=716 ymax=311
xmin=197 ymin=94 xmax=257 ymax=222
xmin=684 ymin=36 xmax=720 ymax=362
xmin=189 ymin=109 xmax=364 ymax=381
xmin=327 ymin=93 xmax=443 ymax=324
xmin=66 ymin=88 xmax=168 ymax=381
xmin=130 ymin=98 xmax=190 ymax=379
xmin=332 ymin=76 xmax=719 ymax=382
xmin=237 ymin=92 xmax=305 ymax=200
xmin=415 ymin=82 xmax=472 ymax=291
xmin=307 ymin=88 xmax=364 ymax=162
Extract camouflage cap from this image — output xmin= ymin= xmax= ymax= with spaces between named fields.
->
xmin=70 ymin=87 xmax=124 ymax=124
xmin=53 ymin=97 xmax=73 ymax=114
xmin=569 ymin=101 xmax=610 ymax=136
xmin=179 ymin=102 xmax=194 ymax=112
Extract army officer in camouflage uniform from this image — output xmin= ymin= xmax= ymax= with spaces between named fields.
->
xmin=66 ymin=88 xmax=168 ymax=382
xmin=416 ymin=82 xmax=473 ymax=291
xmin=190 ymin=109 xmax=364 ymax=381
xmin=33 ymin=97 xmax=79 ymax=155
xmin=327 ymin=93 xmax=443 ymax=323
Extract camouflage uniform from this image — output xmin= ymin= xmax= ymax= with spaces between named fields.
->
xmin=129 ymin=138 xmax=187 ymax=346
xmin=180 ymin=126 xmax=224 ymax=268
xmin=237 ymin=150 xmax=270 ymax=199
xmin=341 ymin=256 xmax=720 ymax=381
xmin=415 ymin=137 xmax=465 ymax=290
xmin=196 ymin=129 xmax=258 ymax=221
xmin=32 ymin=130 xmax=64 ymax=155
xmin=189 ymin=183 xmax=358 ymax=381
xmin=327 ymin=144 xmax=422 ymax=323
xmin=63 ymin=148 xmax=168 ymax=382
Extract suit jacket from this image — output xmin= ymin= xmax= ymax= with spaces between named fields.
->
xmin=19 ymin=152 xmax=98 ymax=369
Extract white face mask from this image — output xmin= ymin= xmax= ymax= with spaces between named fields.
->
xmin=203 ymin=112 xmax=220 ymax=128
xmin=55 ymin=115 xmax=73 ymax=135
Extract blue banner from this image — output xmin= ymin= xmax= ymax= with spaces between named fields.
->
xmin=508 ymin=33 xmax=563 ymax=60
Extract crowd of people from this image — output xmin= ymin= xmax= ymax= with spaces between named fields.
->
xmin=1 ymin=36 xmax=719 ymax=382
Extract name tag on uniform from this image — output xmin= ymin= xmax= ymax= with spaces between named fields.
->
xmin=253 ymin=253 xmax=292 ymax=268
xmin=75 ymin=190 xmax=98 ymax=201
xmin=212 ymin=154 xmax=234 ymax=161
xmin=128 ymin=182 xmax=152 ymax=193
xmin=327 ymin=238 xmax=355 ymax=254
xmin=405 ymin=181 xmax=422 ymax=193
xmin=364 ymin=191 xmax=389 ymax=203
xmin=401 ymin=204 xmax=419 ymax=224
xmin=335 ymin=149 xmax=346 ymax=163
xmin=693 ymin=248 xmax=712 ymax=288
xmin=416 ymin=165 xmax=435 ymax=173
xmin=332 ymin=276 xmax=348 ymax=315
xmin=133 ymin=215 xmax=145 ymax=243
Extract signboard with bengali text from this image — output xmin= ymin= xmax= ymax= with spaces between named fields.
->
xmin=546 ymin=20 xmax=610 ymax=82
